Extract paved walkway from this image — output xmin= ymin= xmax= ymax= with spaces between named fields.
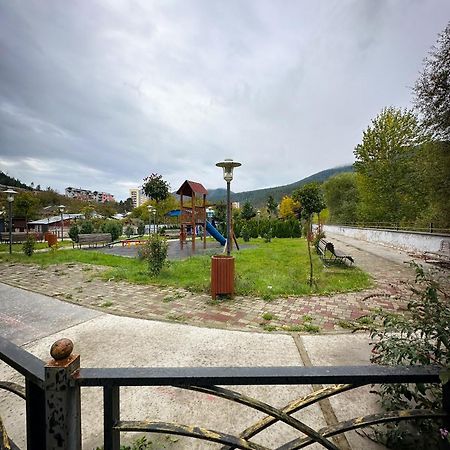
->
xmin=0 ymin=283 xmax=383 ymax=450
xmin=0 ymin=234 xmax=431 ymax=333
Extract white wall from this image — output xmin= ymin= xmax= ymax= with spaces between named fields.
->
xmin=323 ymin=225 xmax=448 ymax=253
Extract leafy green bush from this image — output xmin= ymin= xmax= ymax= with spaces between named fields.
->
xmin=364 ymin=263 xmax=449 ymax=449
xmin=22 ymin=235 xmax=36 ymax=257
xmin=141 ymin=234 xmax=168 ymax=276
xmin=101 ymin=220 xmax=122 ymax=241
xmin=124 ymin=225 xmax=133 ymax=238
xmin=241 ymin=225 xmax=250 ymax=242
xmin=137 ymin=223 xmax=145 ymax=236
xmin=79 ymin=221 xmax=94 ymax=234
xmin=263 ymin=229 xmax=272 ymax=243
xmin=68 ymin=225 xmax=79 ymax=243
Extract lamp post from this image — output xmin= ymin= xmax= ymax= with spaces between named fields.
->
xmin=152 ymin=207 xmax=157 ymax=234
xmin=147 ymin=205 xmax=153 ymax=235
xmin=3 ymin=189 xmax=17 ymax=254
xmin=59 ymin=205 xmax=65 ymax=241
xmin=216 ymin=159 xmax=241 ymax=256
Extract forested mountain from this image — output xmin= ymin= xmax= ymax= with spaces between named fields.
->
xmin=0 ymin=171 xmax=32 ymax=190
xmin=207 ymin=165 xmax=353 ymax=206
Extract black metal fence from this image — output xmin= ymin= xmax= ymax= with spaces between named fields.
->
xmin=1 ymin=336 xmax=449 ymax=450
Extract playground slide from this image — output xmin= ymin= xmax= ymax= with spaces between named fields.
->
xmin=206 ymin=221 xmax=226 ymax=246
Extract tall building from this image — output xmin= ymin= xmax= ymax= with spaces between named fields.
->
xmin=129 ymin=188 xmax=148 ymax=208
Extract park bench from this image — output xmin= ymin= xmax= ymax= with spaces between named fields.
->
xmin=164 ymin=229 xmax=180 ymax=238
xmin=424 ymin=240 xmax=450 ymax=266
xmin=316 ymin=238 xmax=354 ymax=265
xmin=1 ymin=232 xmax=43 ymax=243
xmin=76 ymin=233 xmax=112 ymax=248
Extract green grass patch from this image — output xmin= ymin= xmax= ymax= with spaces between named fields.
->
xmin=0 ymin=238 xmax=372 ymax=297
xmin=0 ymin=240 xmax=74 ymax=252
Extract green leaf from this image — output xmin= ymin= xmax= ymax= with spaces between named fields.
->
xmin=439 ymin=368 xmax=450 ymax=385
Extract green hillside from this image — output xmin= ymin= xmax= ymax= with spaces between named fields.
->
xmin=207 ymin=165 xmax=353 ymax=206
xmin=0 ymin=171 xmax=32 ymax=190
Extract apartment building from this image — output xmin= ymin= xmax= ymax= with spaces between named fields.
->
xmin=65 ymin=187 xmax=115 ymax=203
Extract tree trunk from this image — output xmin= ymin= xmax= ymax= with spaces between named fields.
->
xmin=307 ymin=217 xmax=313 ymax=287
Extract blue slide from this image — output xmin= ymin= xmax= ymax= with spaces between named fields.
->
xmin=206 ymin=221 xmax=226 ymax=246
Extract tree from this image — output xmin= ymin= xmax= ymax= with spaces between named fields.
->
xmin=292 ymin=183 xmax=325 ymax=287
xmin=279 ymin=196 xmax=298 ymax=220
xmin=414 ymin=22 xmax=450 ymax=140
xmin=322 ymin=173 xmax=359 ymax=224
xmin=354 ymin=107 xmax=423 ymax=223
xmin=142 ymin=173 xmax=170 ymax=203
xmin=14 ymin=192 xmax=40 ymax=233
xmin=240 ymin=201 xmax=256 ymax=221
xmin=266 ymin=195 xmax=278 ymax=218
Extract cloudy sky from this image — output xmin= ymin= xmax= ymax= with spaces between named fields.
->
xmin=0 ymin=1 xmax=448 ymax=200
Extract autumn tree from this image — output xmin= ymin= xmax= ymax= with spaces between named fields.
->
xmin=414 ymin=22 xmax=450 ymax=140
xmin=279 ymin=195 xmax=298 ymax=220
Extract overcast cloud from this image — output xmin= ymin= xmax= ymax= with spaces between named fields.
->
xmin=0 ymin=0 xmax=449 ymax=200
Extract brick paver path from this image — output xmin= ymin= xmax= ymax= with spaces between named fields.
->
xmin=1 ymin=235 xmax=434 ymax=333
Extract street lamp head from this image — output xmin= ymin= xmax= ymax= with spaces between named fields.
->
xmin=3 ymin=188 xmax=17 ymax=203
xmin=59 ymin=205 xmax=66 ymax=213
xmin=216 ymin=159 xmax=241 ymax=182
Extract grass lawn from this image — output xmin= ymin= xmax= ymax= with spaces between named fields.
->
xmin=0 ymin=240 xmax=75 ymax=252
xmin=0 ymin=238 xmax=372 ymax=297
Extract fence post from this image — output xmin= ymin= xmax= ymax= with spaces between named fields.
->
xmin=45 ymin=339 xmax=81 ymax=450
xmin=429 ymin=222 xmax=434 ymax=233
xmin=443 ymin=382 xmax=450 ymax=448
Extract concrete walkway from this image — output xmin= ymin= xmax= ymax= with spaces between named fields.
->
xmin=0 ymin=283 xmax=383 ymax=450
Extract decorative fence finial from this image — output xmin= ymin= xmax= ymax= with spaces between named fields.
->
xmin=50 ymin=338 xmax=74 ymax=361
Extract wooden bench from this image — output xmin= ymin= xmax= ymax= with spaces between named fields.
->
xmin=316 ymin=238 xmax=354 ymax=265
xmin=424 ymin=240 xmax=450 ymax=266
xmin=76 ymin=233 xmax=112 ymax=248
xmin=164 ymin=229 xmax=180 ymax=238
xmin=1 ymin=232 xmax=43 ymax=243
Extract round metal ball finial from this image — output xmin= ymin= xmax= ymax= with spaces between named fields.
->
xmin=50 ymin=338 xmax=74 ymax=360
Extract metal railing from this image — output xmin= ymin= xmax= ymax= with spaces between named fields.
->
xmin=0 ymin=336 xmax=449 ymax=450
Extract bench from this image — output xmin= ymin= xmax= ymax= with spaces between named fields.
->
xmin=1 ymin=232 xmax=43 ymax=243
xmin=424 ymin=240 xmax=450 ymax=266
xmin=316 ymin=238 xmax=354 ymax=265
xmin=164 ymin=229 xmax=180 ymax=238
xmin=76 ymin=233 xmax=112 ymax=248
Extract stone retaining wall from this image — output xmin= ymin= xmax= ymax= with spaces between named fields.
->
xmin=323 ymin=224 xmax=449 ymax=253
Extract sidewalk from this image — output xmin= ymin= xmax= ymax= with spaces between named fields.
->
xmin=0 ymin=283 xmax=383 ymax=450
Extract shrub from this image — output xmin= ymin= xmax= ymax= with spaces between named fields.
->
xmin=137 ymin=223 xmax=145 ymax=236
xmin=68 ymin=225 xmax=79 ymax=243
xmin=241 ymin=225 xmax=250 ymax=242
xmin=364 ymin=263 xmax=449 ymax=449
xmin=263 ymin=229 xmax=272 ymax=243
xmin=100 ymin=220 xmax=122 ymax=241
xmin=22 ymin=235 xmax=36 ymax=257
xmin=124 ymin=225 xmax=133 ymax=238
xmin=142 ymin=234 xmax=168 ymax=276
xmin=79 ymin=221 xmax=94 ymax=234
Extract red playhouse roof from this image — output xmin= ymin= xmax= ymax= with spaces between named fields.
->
xmin=176 ymin=180 xmax=208 ymax=196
